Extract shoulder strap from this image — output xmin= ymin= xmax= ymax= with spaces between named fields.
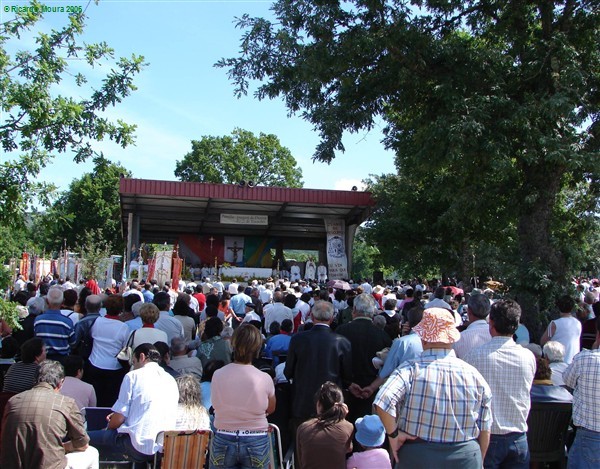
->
xmin=126 ymin=330 xmax=136 ymax=347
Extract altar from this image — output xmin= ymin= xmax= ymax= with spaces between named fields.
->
xmin=220 ymin=266 xmax=273 ymax=280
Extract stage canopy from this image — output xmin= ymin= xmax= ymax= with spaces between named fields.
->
xmin=119 ymin=178 xmax=375 ymax=274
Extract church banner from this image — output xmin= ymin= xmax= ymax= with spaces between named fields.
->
xmin=324 ymin=219 xmax=349 ymax=280
xmin=154 ymin=250 xmax=172 ymax=287
xmin=99 ymin=258 xmax=114 ymax=289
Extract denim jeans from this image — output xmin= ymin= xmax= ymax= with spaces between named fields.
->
xmin=87 ymin=429 xmax=153 ymax=465
xmin=484 ymin=432 xmax=529 ymax=469
xmin=209 ymin=432 xmax=270 ymax=469
xmin=568 ymin=427 xmax=600 ymax=469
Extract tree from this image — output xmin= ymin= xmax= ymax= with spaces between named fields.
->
xmin=32 ymin=156 xmax=131 ymax=253
xmin=174 ymin=128 xmax=303 ymax=187
xmin=218 ymin=1 xmax=599 ymax=326
xmin=0 ymin=1 xmax=145 ymax=224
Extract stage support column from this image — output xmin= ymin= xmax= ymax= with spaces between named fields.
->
xmin=346 ymin=224 xmax=358 ymax=280
xmin=126 ymin=213 xmax=133 ymax=277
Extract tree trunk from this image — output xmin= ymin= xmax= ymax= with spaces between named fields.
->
xmin=515 ymin=162 xmax=566 ymax=341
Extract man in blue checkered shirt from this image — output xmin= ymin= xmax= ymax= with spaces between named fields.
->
xmin=374 ymin=307 xmax=492 ymax=468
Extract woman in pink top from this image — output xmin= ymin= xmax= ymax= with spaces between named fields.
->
xmin=209 ymin=324 xmax=276 ymax=469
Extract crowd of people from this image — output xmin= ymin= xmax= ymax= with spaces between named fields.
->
xmin=0 ymin=271 xmax=599 ymax=468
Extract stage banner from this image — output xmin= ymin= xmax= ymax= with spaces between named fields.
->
xmin=154 ymin=250 xmax=172 ymax=287
xmin=224 ymin=236 xmax=244 ymax=266
xmin=324 ymin=219 xmax=349 ymax=280
xmin=178 ymin=235 xmax=225 ymax=266
xmin=244 ymin=237 xmax=276 ymax=268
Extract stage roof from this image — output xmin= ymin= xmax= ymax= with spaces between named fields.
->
xmin=120 ymin=178 xmax=375 ymax=243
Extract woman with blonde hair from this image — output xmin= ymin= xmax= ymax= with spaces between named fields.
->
xmin=175 ymin=374 xmax=210 ymax=430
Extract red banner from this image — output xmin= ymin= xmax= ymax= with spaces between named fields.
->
xmin=20 ymin=253 xmax=29 ymax=280
xmin=171 ymin=257 xmax=183 ymax=289
xmin=146 ymin=257 xmax=156 ymax=283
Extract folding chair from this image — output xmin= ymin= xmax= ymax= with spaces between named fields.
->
xmin=153 ymin=429 xmax=212 ymax=469
xmin=83 ymin=407 xmax=112 ymax=431
xmin=83 ymin=407 xmax=136 ymax=468
xmin=527 ymin=401 xmax=573 ymax=469
xmin=268 ymin=423 xmax=294 ymax=469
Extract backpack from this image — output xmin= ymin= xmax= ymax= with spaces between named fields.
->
xmin=74 ymin=316 xmax=98 ymax=360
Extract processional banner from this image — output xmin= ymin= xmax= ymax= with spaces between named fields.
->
xmin=20 ymin=253 xmax=29 ymax=280
xmin=146 ymin=257 xmax=156 ymax=283
xmin=324 ymin=219 xmax=349 ymax=280
xmin=154 ymin=251 xmax=172 ymax=287
xmin=99 ymin=258 xmax=114 ymax=289
xmin=172 ymin=256 xmax=183 ymax=289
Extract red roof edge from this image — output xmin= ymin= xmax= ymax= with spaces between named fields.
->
xmin=119 ymin=178 xmax=375 ymax=206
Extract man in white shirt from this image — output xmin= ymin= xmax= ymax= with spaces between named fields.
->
xmin=360 ymin=279 xmax=373 ymax=294
xmin=464 ymin=299 xmax=536 ymax=469
xmin=454 ymin=293 xmax=491 ymax=358
xmin=227 ymin=279 xmax=239 ymax=295
xmin=264 ymin=291 xmax=293 ymax=331
xmin=88 ymin=343 xmax=178 ymax=464
xmin=13 ymin=275 xmax=26 ymax=293
xmin=213 ymin=277 xmax=225 ymax=295
xmin=259 ymin=282 xmax=274 ymax=305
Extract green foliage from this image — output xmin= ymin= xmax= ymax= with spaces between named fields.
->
xmin=351 ymin=234 xmax=379 ymax=281
xmin=0 ymin=225 xmax=35 ymax=264
xmin=0 ymin=1 xmax=146 ymax=223
xmin=0 ymin=297 xmax=21 ymax=331
xmin=31 ymin=155 xmax=131 ymax=253
xmin=0 ymin=265 xmax=12 ymax=292
xmin=76 ymin=229 xmax=112 ymax=280
xmin=218 ymin=0 xmax=599 ymax=319
xmin=174 ymin=128 xmax=304 ymax=187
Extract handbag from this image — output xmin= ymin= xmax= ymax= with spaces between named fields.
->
xmin=116 ymin=330 xmax=136 ymax=368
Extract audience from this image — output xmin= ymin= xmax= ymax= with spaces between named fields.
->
xmin=7 ymin=274 xmax=598 ymax=467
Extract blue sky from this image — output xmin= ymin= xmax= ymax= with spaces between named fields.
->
xmin=2 ymin=0 xmax=397 ymax=194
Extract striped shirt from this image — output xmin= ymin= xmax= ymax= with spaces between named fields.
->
xmin=2 ymin=362 xmax=39 ymax=393
xmin=464 ymin=336 xmax=535 ymax=434
xmin=373 ymin=348 xmax=492 ymax=443
xmin=563 ymin=348 xmax=600 ymax=432
xmin=34 ymin=310 xmax=76 ymax=355
xmin=454 ymin=320 xmax=492 ymax=359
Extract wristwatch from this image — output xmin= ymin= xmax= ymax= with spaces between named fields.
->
xmin=386 ymin=428 xmax=399 ymax=438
